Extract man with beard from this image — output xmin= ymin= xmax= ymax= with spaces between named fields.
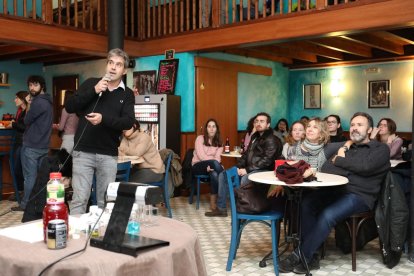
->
xmin=279 ymin=112 xmax=390 ymax=274
xmin=12 ymin=76 xmax=53 ymax=211
xmin=205 ymin=112 xmax=282 ymax=217
xmin=65 ymin=48 xmax=135 ymax=214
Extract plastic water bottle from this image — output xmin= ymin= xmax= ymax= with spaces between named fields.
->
xmin=99 ymin=202 xmax=114 ymax=237
xmin=127 ymin=203 xmax=140 ymax=235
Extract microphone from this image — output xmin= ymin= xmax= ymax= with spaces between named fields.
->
xmin=100 ymin=73 xmax=112 ymax=97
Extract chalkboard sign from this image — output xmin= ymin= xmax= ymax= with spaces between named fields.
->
xmin=156 ymin=59 xmax=179 ymax=94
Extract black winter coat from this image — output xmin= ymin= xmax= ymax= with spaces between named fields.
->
xmin=375 ymin=171 xmax=409 ymax=269
xmin=237 ymin=128 xmax=282 ymax=173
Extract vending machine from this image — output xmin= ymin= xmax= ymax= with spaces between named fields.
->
xmin=134 ymin=94 xmax=181 ymax=154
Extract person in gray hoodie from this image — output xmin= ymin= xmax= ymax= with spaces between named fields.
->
xmin=12 ymin=75 xmax=52 ymax=211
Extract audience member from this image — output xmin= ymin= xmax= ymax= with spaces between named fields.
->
xmin=206 ymin=112 xmax=282 ymax=217
xmin=274 ymin=118 xmax=289 ymax=143
xmin=291 ymin=117 xmax=331 ymax=171
xmin=53 ymin=91 xmax=79 ymax=153
xmin=282 ymin=120 xmax=305 ymax=160
xmin=119 ymin=120 xmax=165 ymax=182
xmin=66 ymin=48 xmax=135 ymax=214
xmin=324 ymin=114 xmax=347 ymax=142
xmin=12 ymin=76 xmax=53 ymax=211
xmin=279 ymin=112 xmax=390 ymax=274
xmin=370 ymin=117 xmax=403 ymax=160
xmin=10 ymin=91 xmax=29 ymax=198
xmin=191 ymin=119 xmax=224 ymax=215
xmin=243 ymin=116 xmax=256 ymax=150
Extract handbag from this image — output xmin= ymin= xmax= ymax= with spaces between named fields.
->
xmin=276 ymin=160 xmax=316 ymax=184
xmin=234 ymin=183 xmax=271 ymax=214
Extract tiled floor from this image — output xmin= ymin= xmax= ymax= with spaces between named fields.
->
xmin=1 ymin=195 xmax=413 ymax=275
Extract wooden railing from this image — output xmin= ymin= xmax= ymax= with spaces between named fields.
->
xmin=0 ymin=0 xmax=358 ymax=40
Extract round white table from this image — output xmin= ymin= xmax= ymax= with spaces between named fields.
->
xmin=248 ymin=171 xmax=348 ymax=187
xmin=248 ymin=171 xmax=348 ymax=276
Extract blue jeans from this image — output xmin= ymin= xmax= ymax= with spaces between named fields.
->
xmin=21 ymin=146 xmax=48 ymax=209
xmin=216 ymin=169 xmax=256 ymax=210
xmin=300 ymin=188 xmax=370 ymax=260
xmin=191 ymin=160 xmax=223 ymax=194
xmin=13 ymin=145 xmax=24 ymax=191
xmin=69 ymin=151 xmax=117 ymax=214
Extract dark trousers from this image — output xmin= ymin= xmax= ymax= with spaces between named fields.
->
xmin=191 ymin=160 xmax=223 ymax=194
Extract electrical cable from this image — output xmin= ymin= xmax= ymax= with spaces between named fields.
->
xmin=37 ymin=208 xmax=104 ymax=276
xmin=6 ymin=94 xmax=102 ymax=214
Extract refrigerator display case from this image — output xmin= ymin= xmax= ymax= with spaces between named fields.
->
xmin=134 ymin=94 xmax=181 ymax=154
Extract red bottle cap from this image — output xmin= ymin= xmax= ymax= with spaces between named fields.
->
xmin=49 ymin=172 xmax=62 ymax=179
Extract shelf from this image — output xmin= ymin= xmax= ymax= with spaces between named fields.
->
xmin=0 ymin=83 xmax=10 ymax=87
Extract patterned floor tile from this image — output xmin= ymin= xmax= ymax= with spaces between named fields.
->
xmin=1 ymin=195 xmax=413 ymax=275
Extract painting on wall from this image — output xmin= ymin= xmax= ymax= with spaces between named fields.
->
xmin=303 ymin=84 xmax=321 ymax=109
xmin=132 ymin=70 xmax=157 ymax=95
xmin=368 ymin=80 xmax=390 ymax=108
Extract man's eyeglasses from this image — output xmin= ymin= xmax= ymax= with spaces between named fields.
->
xmin=326 ymin=121 xmax=337 ymax=125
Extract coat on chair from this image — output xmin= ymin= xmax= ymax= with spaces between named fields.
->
xmin=22 ymin=149 xmax=72 ymax=222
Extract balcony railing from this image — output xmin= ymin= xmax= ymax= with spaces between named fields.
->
xmin=0 ymin=0 xmax=357 ymax=40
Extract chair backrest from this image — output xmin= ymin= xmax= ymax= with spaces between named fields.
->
xmin=163 ymin=152 xmax=173 ymax=183
xmin=116 ymin=161 xmax=131 ymax=182
xmin=225 ymin=166 xmax=240 ymax=215
xmin=0 ymin=129 xmax=16 ymax=156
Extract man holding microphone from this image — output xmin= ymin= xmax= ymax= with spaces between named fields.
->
xmin=65 ymin=48 xmax=135 ymax=214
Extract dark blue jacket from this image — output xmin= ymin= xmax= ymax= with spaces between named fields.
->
xmin=23 ymin=93 xmax=53 ymax=149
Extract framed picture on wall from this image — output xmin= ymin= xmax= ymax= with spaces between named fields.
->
xmin=303 ymin=84 xmax=321 ymax=109
xmin=132 ymin=70 xmax=157 ymax=95
xmin=368 ymin=80 xmax=390 ymax=108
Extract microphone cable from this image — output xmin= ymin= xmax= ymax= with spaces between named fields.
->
xmin=6 ymin=92 xmax=103 ymax=214
xmin=37 ymin=189 xmax=109 ymax=275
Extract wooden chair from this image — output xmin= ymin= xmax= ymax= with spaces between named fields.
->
xmin=225 ymin=166 xmax=283 ymax=275
xmin=0 ymin=129 xmax=20 ymax=202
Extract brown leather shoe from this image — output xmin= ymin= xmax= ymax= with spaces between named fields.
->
xmin=204 ymin=208 xmax=227 ymax=217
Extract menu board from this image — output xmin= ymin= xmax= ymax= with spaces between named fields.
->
xmin=156 ymin=59 xmax=179 ymax=94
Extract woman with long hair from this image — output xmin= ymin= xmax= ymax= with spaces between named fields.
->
xmin=274 ymin=118 xmax=289 ymax=143
xmin=282 ymin=120 xmax=306 ymax=160
xmin=191 ymin=118 xmax=224 ymax=215
xmin=11 ymin=91 xmax=29 ymax=196
xmin=370 ymin=117 xmax=403 ymax=159
xmin=243 ymin=116 xmax=256 ymax=150
xmin=119 ymin=120 xmax=165 ymax=183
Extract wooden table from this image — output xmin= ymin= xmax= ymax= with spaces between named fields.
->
xmin=221 ymin=152 xmax=242 ymax=158
xmin=0 ymin=217 xmax=207 ymax=276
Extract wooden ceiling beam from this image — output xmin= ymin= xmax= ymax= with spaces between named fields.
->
xmin=341 ymin=33 xmax=404 ymax=55
xmin=223 ymin=49 xmax=293 ymax=64
xmin=310 ymin=37 xmax=372 ymax=57
xmin=276 ymin=41 xmax=344 ymax=61
xmin=20 ymin=53 xmax=92 ymax=64
xmin=131 ymin=0 xmax=414 ymax=57
xmin=0 ymin=45 xmax=38 ymax=57
xmin=252 ymin=45 xmax=318 ymax=63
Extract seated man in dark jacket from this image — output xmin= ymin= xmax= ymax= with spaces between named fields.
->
xmin=206 ymin=112 xmax=282 ymax=217
xmin=279 ymin=112 xmax=390 ymax=274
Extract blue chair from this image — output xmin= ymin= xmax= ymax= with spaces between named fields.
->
xmin=91 ymin=161 xmax=132 ymax=205
xmin=225 ymin=166 xmax=283 ymax=275
xmin=145 ymin=153 xmax=173 ymax=218
xmin=0 ymin=129 xmax=20 ymax=202
xmin=188 ymin=174 xmax=210 ymax=209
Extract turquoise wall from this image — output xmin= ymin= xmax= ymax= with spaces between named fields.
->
xmin=288 ymin=62 xmax=414 ymax=131
xmin=0 ymin=60 xmax=43 ymax=115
